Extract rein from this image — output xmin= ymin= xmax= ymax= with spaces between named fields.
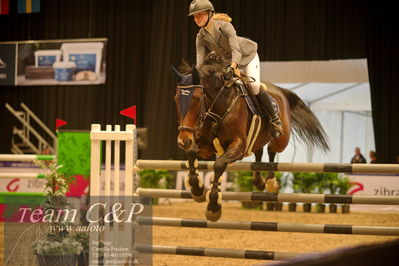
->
xmin=178 ymin=79 xmax=245 ymax=137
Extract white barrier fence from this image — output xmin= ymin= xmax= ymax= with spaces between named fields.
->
xmin=90 ymin=124 xmax=136 ymax=195
xmin=90 ymin=124 xmax=399 ymax=263
xmin=89 ymin=124 xmax=137 ymax=266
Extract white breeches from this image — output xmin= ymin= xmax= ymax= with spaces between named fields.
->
xmin=241 ymin=53 xmax=261 ymax=95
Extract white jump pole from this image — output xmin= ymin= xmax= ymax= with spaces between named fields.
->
xmin=0 ymin=154 xmax=56 ymax=161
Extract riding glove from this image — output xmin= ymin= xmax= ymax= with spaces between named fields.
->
xmin=223 ymin=66 xmax=235 ymax=80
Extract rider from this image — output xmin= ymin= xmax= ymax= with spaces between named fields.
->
xmin=188 ymin=0 xmax=283 ymax=138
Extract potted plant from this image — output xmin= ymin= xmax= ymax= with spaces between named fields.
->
xmin=32 ymin=160 xmax=83 ymax=266
xmin=33 ymin=236 xmax=83 ymax=266
xmin=234 ymin=171 xmax=263 ymax=209
xmin=265 ymin=200 xmax=274 ymax=211
xmin=314 ymin=173 xmax=327 ymax=213
xmin=139 ymin=169 xmax=173 ymax=204
xmin=289 ymin=173 xmax=303 ymax=212
xmin=273 ymin=172 xmax=284 ymax=211
xmin=325 ymin=173 xmax=340 ymax=213
xmin=74 ymin=232 xmax=89 ymax=266
xmin=293 ymin=172 xmax=316 ymax=212
xmin=337 ymin=176 xmax=353 ymax=213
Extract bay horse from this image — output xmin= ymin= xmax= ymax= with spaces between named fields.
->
xmin=170 ymin=54 xmax=329 ymax=221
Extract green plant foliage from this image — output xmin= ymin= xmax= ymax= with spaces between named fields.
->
xmin=270 ymin=170 xmax=355 ymax=196
xmin=139 ymin=169 xmax=173 ymax=189
xmin=234 ymin=171 xmax=254 ymax=192
xmin=314 ymin=173 xmax=327 ymax=193
xmin=31 ymin=160 xmax=83 ymax=256
xmin=73 ymin=233 xmax=89 ymax=253
xmin=274 ymin=172 xmax=288 ymax=190
xmin=234 ymin=171 xmax=284 ymax=192
xmin=32 ymin=237 xmax=83 ymax=255
xmin=324 ymin=173 xmax=340 ymax=194
xmin=291 ymin=172 xmax=343 ymax=194
xmin=292 ymin=172 xmax=317 ymax=193
xmin=33 ymin=160 xmax=75 ymax=196
xmin=336 ymin=176 xmax=353 ymax=195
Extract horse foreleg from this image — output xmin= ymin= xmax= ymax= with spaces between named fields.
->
xmin=253 ymin=149 xmax=265 ymax=191
xmin=206 ymin=138 xmax=245 ymax=221
xmin=185 ymin=149 xmax=206 ymax=202
xmin=266 ymin=148 xmax=279 ymax=192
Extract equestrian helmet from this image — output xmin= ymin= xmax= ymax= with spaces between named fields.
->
xmin=188 ymin=0 xmax=214 ymax=16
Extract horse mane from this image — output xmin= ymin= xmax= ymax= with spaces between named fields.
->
xmin=178 ymin=59 xmax=192 ymax=75
xmin=177 ymin=51 xmax=226 ymax=77
xmin=198 ymin=54 xmax=225 ymax=78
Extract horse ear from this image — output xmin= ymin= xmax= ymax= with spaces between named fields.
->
xmin=170 ymin=65 xmax=183 ymax=83
xmin=191 ymin=65 xmax=200 ymax=84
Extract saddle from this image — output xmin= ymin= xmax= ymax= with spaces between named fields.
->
xmin=233 ymin=79 xmax=279 ymax=117
xmin=230 ymin=79 xmax=279 ymax=157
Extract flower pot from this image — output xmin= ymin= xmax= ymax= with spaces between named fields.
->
xmin=288 ymin=203 xmax=297 ymax=212
xmin=37 ymin=254 xmax=77 ymax=266
xmin=266 ymin=202 xmax=274 ymax=211
xmin=241 ymin=201 xmax=263 ymax=209
xmin=274 ymin=202 xmax=283 ymax=211
xmin=78 ymin=252 xmax=89 ymax=266
xmin=303 ymin=203 xmax=312 ymax=212
xmin=341 ymin=204 xmax=351 ymax=213
xmin=329 ymin=203 xmax=337 ymax=213
xmin=316 ymin=203 xmax=325 ymax=213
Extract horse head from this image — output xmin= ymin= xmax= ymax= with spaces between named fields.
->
xmin=170 ymin=64 xmax=203 ymax=152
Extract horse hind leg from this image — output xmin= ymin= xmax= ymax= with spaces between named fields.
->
xmin=185 ymin=150 xmax=206 ymax=202
xmin=253 ymin=149 xmax=265 ymax=191
xmin=266 ymin=148 xmax=279 ymax=192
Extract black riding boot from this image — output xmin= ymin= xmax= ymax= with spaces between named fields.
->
xmin=256 ymin=86 xmax=284 ymax=138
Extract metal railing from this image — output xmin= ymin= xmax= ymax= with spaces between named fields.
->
xmin=5 ymin=103 xmax=57 ymax=154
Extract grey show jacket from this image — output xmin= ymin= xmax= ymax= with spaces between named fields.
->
xmin=196 ymin=19 xmax=257 ymax=67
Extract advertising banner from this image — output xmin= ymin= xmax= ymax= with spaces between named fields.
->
xmin=348 ymin=174 xmax=399 ymax=211
xmin=0 ymin=38 xmax=107 ymax=86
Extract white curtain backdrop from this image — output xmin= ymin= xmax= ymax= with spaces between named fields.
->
xmin=241 ymin=110 xmax=374 ymax=164
xmin=241 ymin=59 xmax=375 ymax=164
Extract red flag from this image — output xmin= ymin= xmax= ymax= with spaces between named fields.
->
xmin=0 ymin=0 xmax=10 ymax=15
xmin=120 ymin=105 xmax=136 ymax=124
xmin=56 ymin=118 xmax=67 ymax=130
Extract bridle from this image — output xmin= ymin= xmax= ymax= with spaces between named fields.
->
xmin=177 ymin=78 xmax=245 ymax=138
xmin=177 ymin=84 xmax=205 ymax=134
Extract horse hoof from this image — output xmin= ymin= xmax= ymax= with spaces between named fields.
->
xmin=187 ymin=173 xmax=205 ymax=202
xmin=205 ymin=189 xmax=222 ymax=221
xmin=266 ymin=178 xmax=279 ymax=192
xmin=205 ymin=208 xmax=222 ymax=222
xmin=253 ymin=172 xmax=265 ymax=191
xmin=256 ymin=182 xmax=265 ymax=191
xmin=192 ymin=187 xmax=207 ymax=202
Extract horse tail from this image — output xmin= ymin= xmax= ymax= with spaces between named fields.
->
xmin=281 ymin=88 xmax=330 ymax=152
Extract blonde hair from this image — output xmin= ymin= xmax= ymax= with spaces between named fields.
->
xmin=213 ymin=13 xmax=232 ymax=22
